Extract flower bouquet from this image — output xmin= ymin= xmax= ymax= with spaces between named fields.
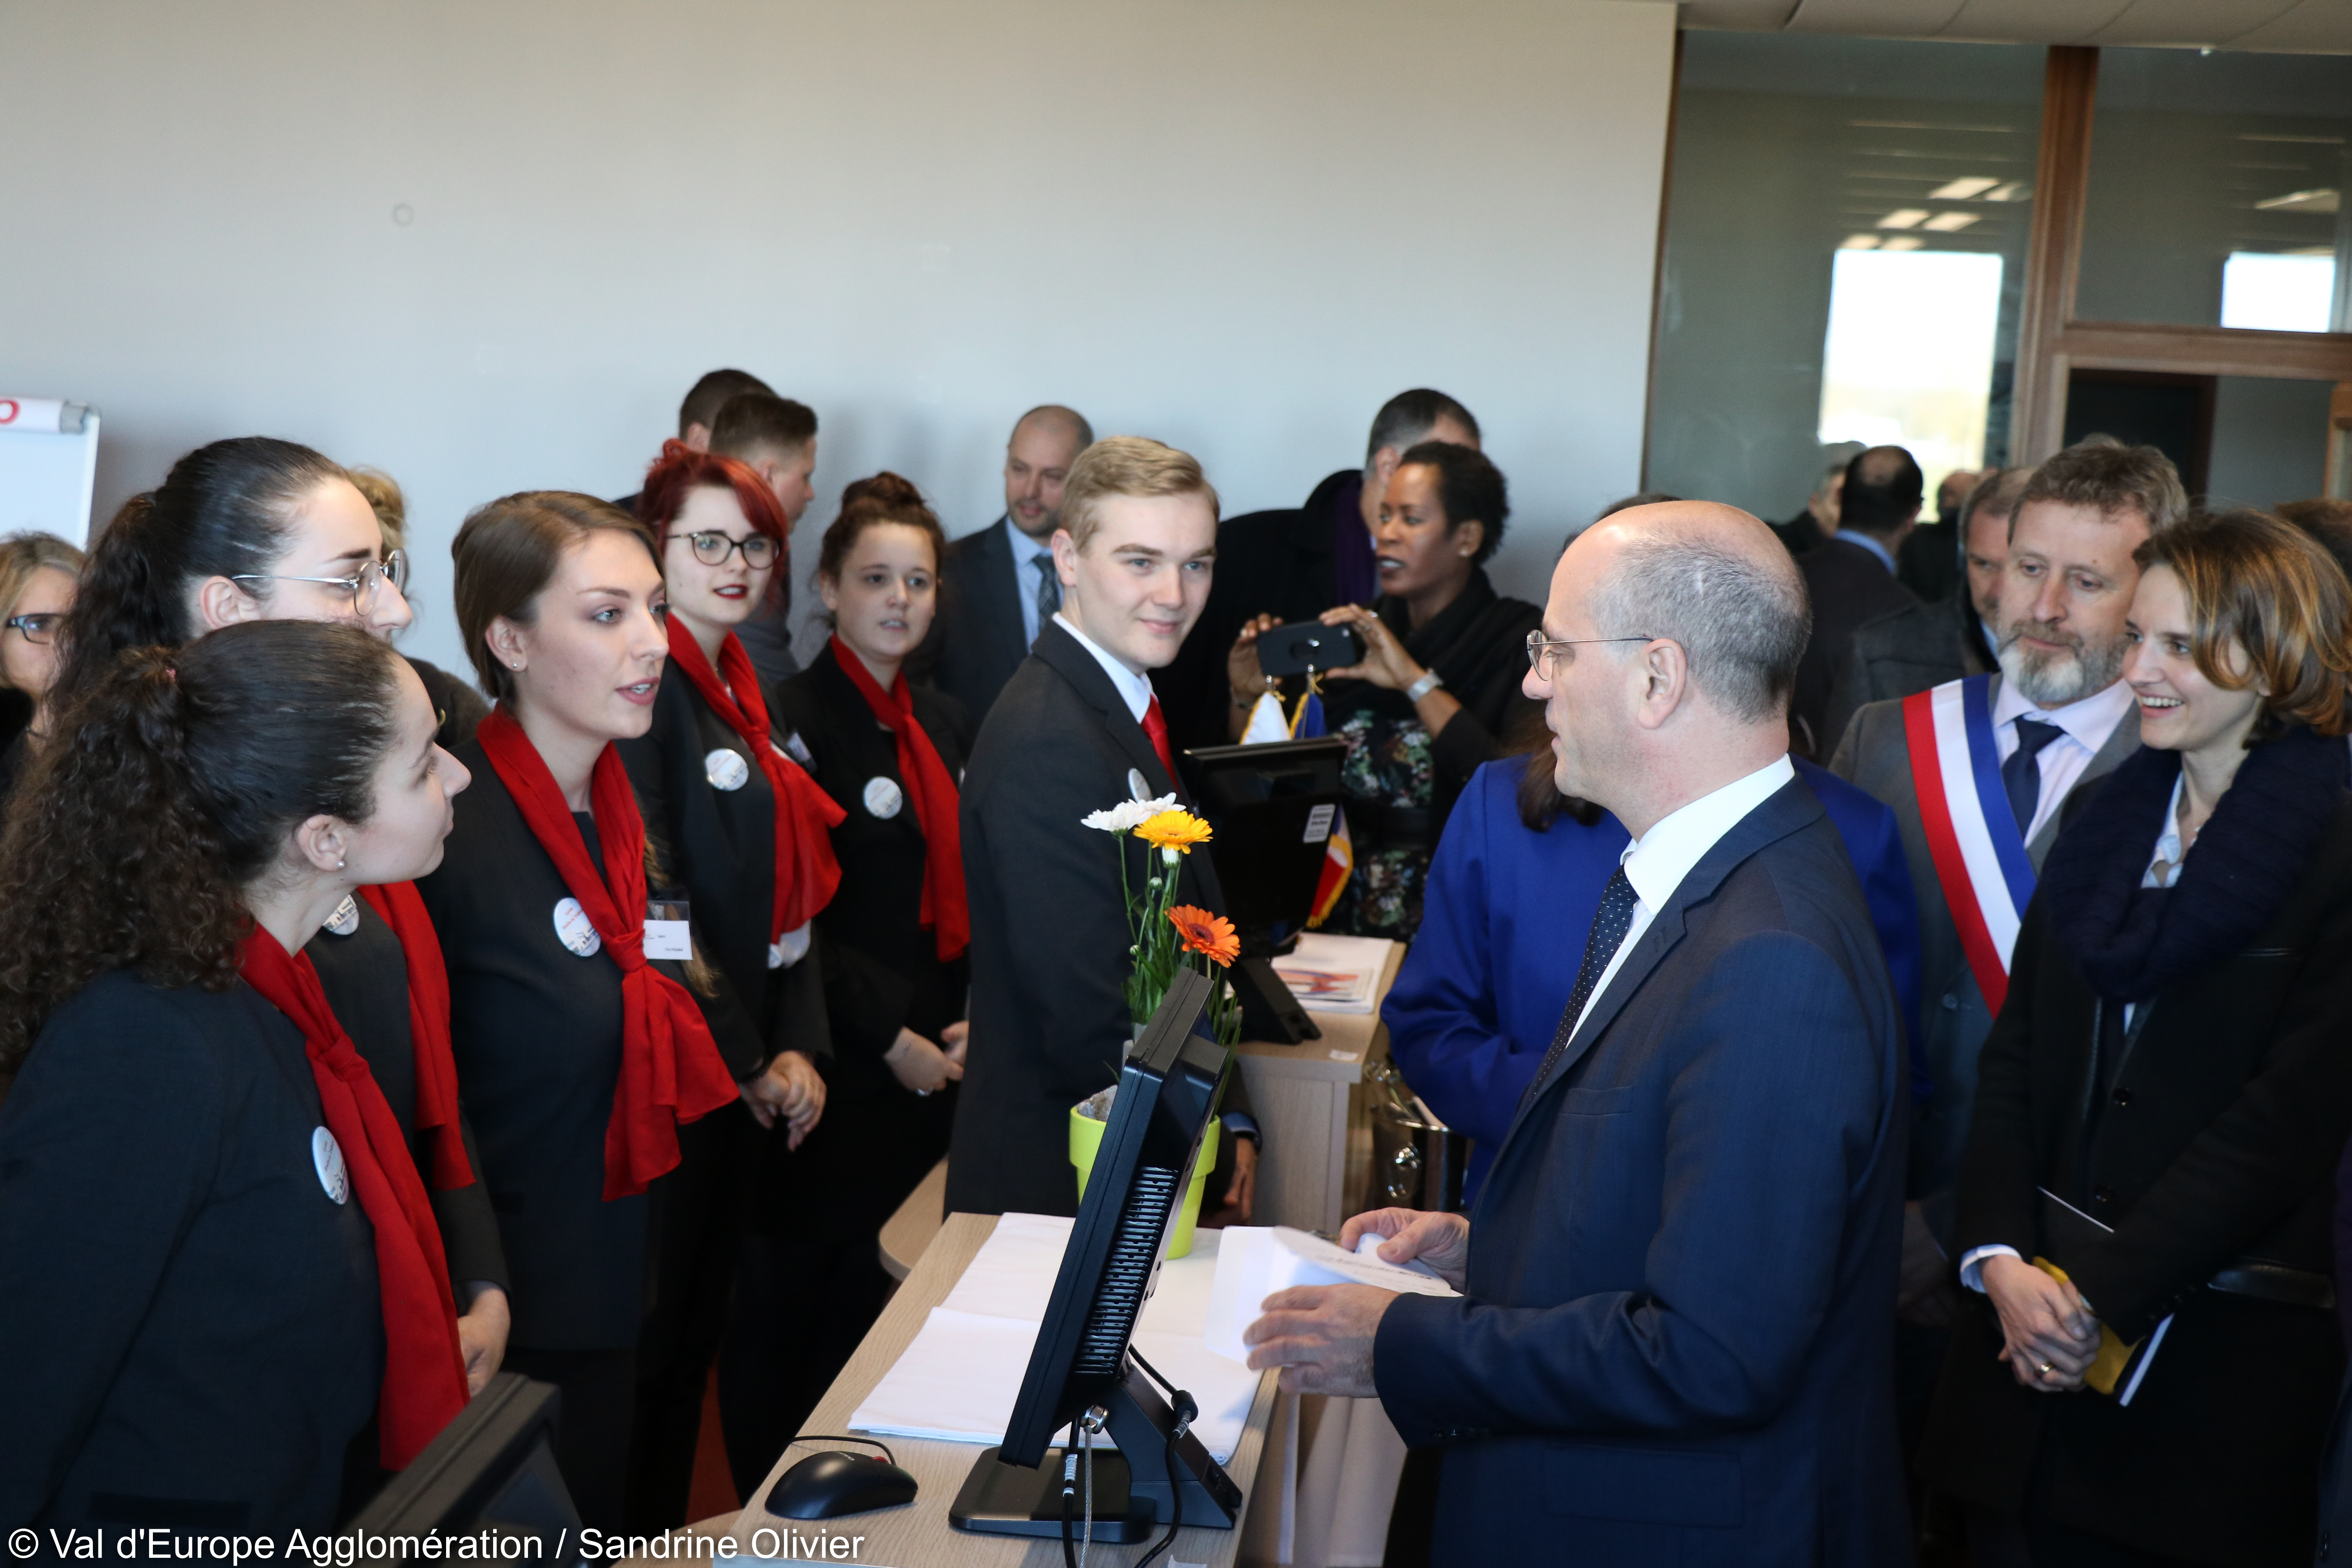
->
xmin=1081 ymin=793 xmax=1242 ymax=1048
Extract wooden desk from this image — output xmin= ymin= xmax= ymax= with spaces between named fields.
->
xmin=717 ymin=1213 xmax=1283 ymax=1566
xmin=878 ymin=1159 xmax=947 ymax=1283
xmin=1230 ymin=941 xmax=1404 ymax=1234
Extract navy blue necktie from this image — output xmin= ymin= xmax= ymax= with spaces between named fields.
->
xmin=1033 ymin=555 xmax=1060 ymax=644
xmin=2002 ymin=718 xmax=2065 ymax=837
xmin=1519 ymin=867 xmax=1640 ymax=1113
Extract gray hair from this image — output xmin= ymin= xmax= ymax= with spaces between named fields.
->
xmin=1588 ymin=522 xmax=1811 ymax=723
xmin=1365 ymin=388 xmax=1479 ymax=469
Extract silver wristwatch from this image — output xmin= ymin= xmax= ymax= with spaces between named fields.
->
xmin=1405 ymin=668 xmax=1445 ymax=703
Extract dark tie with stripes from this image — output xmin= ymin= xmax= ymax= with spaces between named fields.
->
xmin=1517 ymin=867 xmax=1640 ymax=1115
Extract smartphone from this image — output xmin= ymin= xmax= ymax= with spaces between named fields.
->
xmin=1258 ymin=621 xmax=1365 ymax=677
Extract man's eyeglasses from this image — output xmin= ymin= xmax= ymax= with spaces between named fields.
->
xmin=1525 ymin=629 xmax=1654 ymax=680
xmin=4 ymin=612 xmax=62 ymax=646
xmin=231 ymin=550 xmax=409 ymax=615
xmin=671 ymin=531 xmax=780 ymax=569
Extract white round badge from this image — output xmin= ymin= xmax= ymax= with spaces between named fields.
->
xmin=323 ymin=894 xmax=360 ymax=938
xmin=312 ymin=1126 xmax=349 ymax=1205
xmin=553 ymin=896 xmax=603 ymax=957
xmin=1127 ymin=768 xmax=1151 ymax=802
xmin=704 ymin=747 xmax=751 ymax=791
xmin=862 ymin=776 xmax=904 ymax=820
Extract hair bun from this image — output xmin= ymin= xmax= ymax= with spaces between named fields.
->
xmin=839 ymin=471 xmax=924 ymax=512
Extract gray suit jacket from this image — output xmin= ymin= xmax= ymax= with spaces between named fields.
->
xmin=1829 ymin=677 xmax=2140 ymax=1243
xmin=928 ymin=517 xmax=1032 ymax=726
xmin=1820 ymin=596 xmax=1993 ymax=760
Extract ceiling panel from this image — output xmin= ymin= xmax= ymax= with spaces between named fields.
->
xmin=1782 ymin=0 xmax=1969 ymax=33
xmin=1936 ymin=0 xmax=2134 ymax=42
xmin=2087 ymin=0 xmax=2303 ymax=42
xmin=1670 ymin=0 xmax=2352 ymax=48
xmin=2227 ymin=0 xmax=2352 ymax=49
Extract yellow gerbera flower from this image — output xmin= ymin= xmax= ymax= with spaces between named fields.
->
xmin=1134 ymin=809 xmax=1213 ymax=854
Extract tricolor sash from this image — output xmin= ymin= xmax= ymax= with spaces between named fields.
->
xmin=1903 ymin=675 xmax=2037 ymax=1014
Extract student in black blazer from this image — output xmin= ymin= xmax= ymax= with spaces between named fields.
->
xmin=924 ymin=405 xmax=1092 ymax=724
xmin=736 ymin=474 xmax=976 ymax=1481
xmin=615 ymin=443 xmax=835 ymax=1526
xmin=1922 ymin=513 xmax=2352 ymax=1567
xmin=52 ymin=436 xmax=514 ymax=1389
xmin=420 ymin=492 xmax=780 ymax=1531
xmin=951 ymin=437 xmax=1258 ymax=1221
xmin=0 ymin=622 xmax=474 ymax=1530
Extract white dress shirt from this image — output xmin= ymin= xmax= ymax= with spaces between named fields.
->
xmin=1052 ymin=610 xmax=1154 ymax=724
xmin=1007 ymin=521 xmax=1055 ymax=649
xmin=1993 ymin=675 xmax=2136 ymax=844
xmin=1563 ymin=754 xmax=1798 ymax=1045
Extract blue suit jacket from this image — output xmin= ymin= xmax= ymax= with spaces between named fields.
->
xmin=1387 ymin=754 xmax=1922 ymax=1206
xmin=1373 ymin=776 xmax=1909 ymax=1567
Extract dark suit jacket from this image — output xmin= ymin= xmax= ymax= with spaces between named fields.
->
xmin=1157 ymin=469 xmax=1360 ymax=749
xmin=0 ymin=973 xmax=381 ymax=1532
xmin=1820 ymin=593 xmax=1993 ymax=761
xmin=927 ymin=516 xmax=1033 ymax=726
xmin=1921 ymin=793 xmax=2352 ymax=1564
xmin=947 ymin=620 xmax=1227 ymax=1218
xmin=1793 ymin=535 xmax=1920 ymax=759
xmin=1374 ymin=777 xmax=1909 ymax=1567
xmin=1831 ymin=684 xmax=2140 ymax=1245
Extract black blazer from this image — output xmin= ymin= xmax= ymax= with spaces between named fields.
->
xmin=0 ymin=973 xmax=382 ymax=1532
xmin=307 ymin=897 xmax=508 ymax=1293
xmin=773 ymin=644 xmax=973 ymax=1094
xmin=947 ymin=621 xmax=1227 ymax=1217
xmin=616 ymin=663 xmax=830 ymax=1067
xmin=1158 ymin=468 xmax=1359 ymax=749
xmin=1921 ymin=797 xmax=2352 ymax=1564
xmin=1792 ymin=535 xmax=1920 ymax=758
xmin=414 ymin=735 xmax=764 ymax=1350
xmin=925 ymin=517 xmax=1033 ymax=726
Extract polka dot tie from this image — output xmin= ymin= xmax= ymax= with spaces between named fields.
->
xmin=1519 ymin=866 xmax=1640 ymax=1115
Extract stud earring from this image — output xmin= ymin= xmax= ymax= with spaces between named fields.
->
xmin=338 ymin=858 xmax=347 ymax=869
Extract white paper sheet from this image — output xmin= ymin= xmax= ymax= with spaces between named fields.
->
xmin=1202 ymin=1227 xmax=1457 ymax=1365
xmin=1270 ymin=933 xmax=1392 ymax=1014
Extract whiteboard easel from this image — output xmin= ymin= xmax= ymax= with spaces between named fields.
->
xmin=0 ymin=397 xmax=103 ymax=544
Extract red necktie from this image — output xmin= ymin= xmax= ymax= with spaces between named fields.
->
xmin=1143 ymin=695 xmax=1177 ymax=784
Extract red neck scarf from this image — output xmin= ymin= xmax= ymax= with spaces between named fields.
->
xmin=240 ymin=926 xmax=468 ymax=1470
xmin=475 ymin=706 xmax=740 ymax=1199
xmin=356 ymin=882 xmax=472 ymax=1190
xmin=829 ymin=636 xmax=969 ymax=961
xmin=665 ymin=620 xmax=846 ymax=938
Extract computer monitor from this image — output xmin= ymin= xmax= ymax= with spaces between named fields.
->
xmin=949 ymin=969 xmax=1243 ymax=1543
xmin=1184 ymin=735 xmax=1348 ymax=1043
xmin=345 ymin=1374 xmax=581 ymax=1556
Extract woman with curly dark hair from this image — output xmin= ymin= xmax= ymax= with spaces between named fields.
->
xmin=0 ymin=621 xmax=473 ymax=1530
xmin=56 ymin=437 xmax=515 ymax=1401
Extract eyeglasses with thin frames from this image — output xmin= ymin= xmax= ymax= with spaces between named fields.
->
xmin=670 ymin=531 xmax=780 ymax=569
xmin=1525 ymin=629 xmax=1655 ymax=680
xmin=230 ymin=550 xmax=409 ymax=615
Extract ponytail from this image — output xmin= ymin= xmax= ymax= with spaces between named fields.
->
xmin=0 ymin=621 xmax=403 ymax=1089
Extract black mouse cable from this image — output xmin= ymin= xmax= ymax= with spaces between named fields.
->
xmin=784 ymin=1435 xmax=897 ymax=1466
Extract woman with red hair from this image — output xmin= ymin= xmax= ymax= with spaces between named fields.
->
xmin=617 ymin=441 xmax=843 ymax=1526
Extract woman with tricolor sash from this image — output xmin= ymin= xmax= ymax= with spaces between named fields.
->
xmin=1922 ymin=510 xmax=2352 ymax=1567
xmin=0 ymin=621 xmax=470 ymax=1530
xmin=420 ymin=491 xmax=777 ymax=1529
xmin=614 ymin=443 xmax=839 ymax=1524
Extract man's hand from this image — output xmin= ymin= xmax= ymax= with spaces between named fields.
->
xmin=746 ymin=1050 xmax=827 ymax=1148
xmin=1341 ymin=1207 xmax=1471 ymax=1292
xmin=457 ymin=1285 xmax=511 ymax=1397
xmin=884 ymin=1027 xmax=964 ymax=1095
xmin=941 ymin=1020 xmax=969 ymax=1067
xmin=1896 ymin=1201 xmax=1958 ymax=1329
xmin=1203 ymin=1137 xmax=1257 ymax=1227
xmin=1242 ymin=1283 xmax=1397 ymax=1398
xmin=1980 ymin=1252 xmax=2096 ymax=1392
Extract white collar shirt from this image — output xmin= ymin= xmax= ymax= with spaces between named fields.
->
xmin=1839 ymin=530 xmax=1899 ymax=575
xmin=1564 ymin=754 xmax=1798 ymax=1045
xmin=1052 ymin=611 xmax=1154 ymax=724
xmin=1991 ymin=675 xmax=2136 ymax=844
xmin=1006 ymin=520 xmax=1055 ymax=648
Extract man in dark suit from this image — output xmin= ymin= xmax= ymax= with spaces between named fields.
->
xmin=708 ymin=393 xmax=820 ymax=686
xmin=1245 ymin=500 xmax=1910 ymax=1565
xmin=1790 ymin=444 xmax=1925 ymax=756
xmin=1157 ymin=388 xmax=1478 ymax=746
xmin=927 ymin=404 xmax=1093 ymax=723
xmin=950 ymin=435 xmax=1258 ymax=1220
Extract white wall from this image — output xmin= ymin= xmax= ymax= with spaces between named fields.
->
xmin=0 ymin=0 xmax=1677 ymax=674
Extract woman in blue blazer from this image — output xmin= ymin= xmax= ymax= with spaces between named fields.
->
xmin=1387 ymin=747 xmax=1923 ymax=1206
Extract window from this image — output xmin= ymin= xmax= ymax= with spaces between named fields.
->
xmin=1818 ymin=249 xmax=2006 ymax=482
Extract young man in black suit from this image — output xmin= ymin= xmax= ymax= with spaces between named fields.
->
xmin=927 ymin=404 xmax=1093 ymax=724
xmin=950 ymin=435 xmax=1258 ymax=1220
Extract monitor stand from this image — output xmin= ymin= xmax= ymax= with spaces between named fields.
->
xmin=951 ymin=1360 xmax=1244 ymax=1537
xmin=1233 ymin=926 xmax=1320 ymax=1044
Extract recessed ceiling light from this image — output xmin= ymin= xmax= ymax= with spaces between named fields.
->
xmin=1928 ymin=177 xmax=2001 ymax=200
xmin=2254 ymin=187 xmax=2340 ymax=214
xmin=1839 ymin=234 xmax=1882 ymax=250
xmin=1878 ymin=209 xmax=1930 ymax=230
xmin=1923 ymin=212 xmax=1981 ymax=232
xmin=1881 ymin=236 xmax=1926 ymax=252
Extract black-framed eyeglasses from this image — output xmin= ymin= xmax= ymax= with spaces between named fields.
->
xmin=4 ymin=612 xmax=62 ymax=646
xmin=671 ymin=530 xmax=779 ymax=569
xmin=1525 ymin=629 xmax=1655 ymax=679
xmin=230 ymin=549 xmax=409 ymax=614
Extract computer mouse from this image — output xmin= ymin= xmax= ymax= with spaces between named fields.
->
xmin=764 ymin=1450 xmax=920 ymax=1519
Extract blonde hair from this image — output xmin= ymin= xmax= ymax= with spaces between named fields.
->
xmin=1057 ymin=436 xmax=1218 ymax=551
xmin=347 ymin=466 xmax=406 ymax=552
xmin=0 ymin=532 xmax=86 ymax=689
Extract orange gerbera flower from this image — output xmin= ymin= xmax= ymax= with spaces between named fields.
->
xmin=1168 ymin=905 xmax=1239 ymax=967
xmin=1135 ymin=809 xmax=1213 ymax=854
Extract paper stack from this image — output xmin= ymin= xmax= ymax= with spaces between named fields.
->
xmin=1201 ymin=1227 xmax=1458 ymax=1364
xmin=1269 ymin=933 xmax=1392 ymax=1014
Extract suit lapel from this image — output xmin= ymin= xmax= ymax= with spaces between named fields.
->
xmin=1032 ymin=621 xmax=1180 ymax=801
xmin=978 ymin=519 xmax=1030 ymax=668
